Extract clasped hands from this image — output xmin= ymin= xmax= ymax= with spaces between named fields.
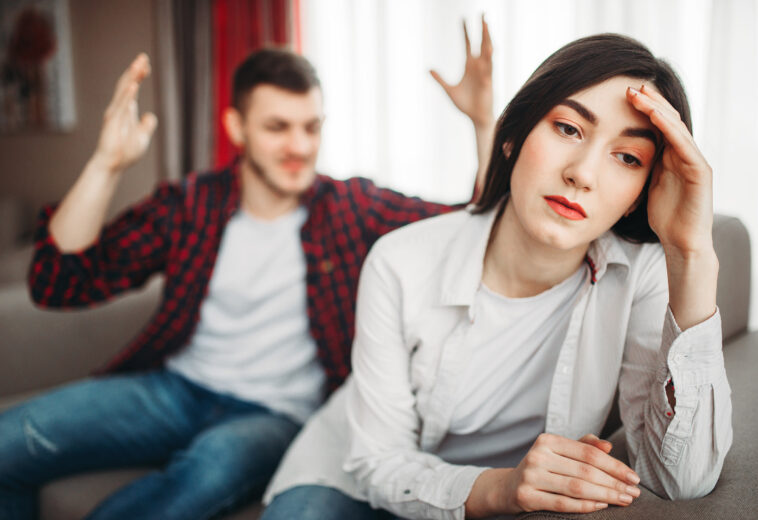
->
xmin=467 ymin=433 xmax=641 ymax=516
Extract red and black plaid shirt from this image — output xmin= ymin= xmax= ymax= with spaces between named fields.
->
xmin=29 ymin=162 xmax=454 ymax=392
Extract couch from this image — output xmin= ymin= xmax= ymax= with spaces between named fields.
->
xmin=0 ymin=214 xmax=754 ymax=519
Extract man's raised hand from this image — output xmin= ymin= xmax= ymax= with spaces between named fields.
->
xmin=93 ymin=53 xmax=158 ymax=174
xmin=430 ymin=15 xmax=493 ymax=129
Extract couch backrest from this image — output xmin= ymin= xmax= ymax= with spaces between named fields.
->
xmin=713 ymin=214 xmax=752 ymax=342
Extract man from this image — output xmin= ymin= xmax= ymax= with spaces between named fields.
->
xmin=0 ymin=20 xmax=494 ymax=520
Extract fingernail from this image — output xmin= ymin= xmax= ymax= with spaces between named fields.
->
xmin=626 ymin=485 xmax=640 ymax=497
xmin=620 ymin=493 xmax=633 ymax=504
xmin=628 ymin=86 xmax=639 ymax=95
xmin=596 ymin=502 xmax=608 ymax=510
xmin=627 ymin=472 xmax=640 ymax=484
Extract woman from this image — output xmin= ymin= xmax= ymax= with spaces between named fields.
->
xmin=261 ymin=33 xmax=732 ymax=519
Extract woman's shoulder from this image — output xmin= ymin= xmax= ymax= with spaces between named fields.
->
xmin=364 ymin=209 xmax=484 ymax=289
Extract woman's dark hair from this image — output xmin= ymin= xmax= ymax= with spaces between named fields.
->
xmin=475 ymin=33 xmax=692 ymax=243
xmin=232 ymin=48 xmax=321 ymax=114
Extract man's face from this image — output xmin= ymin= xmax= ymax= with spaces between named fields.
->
xmin=236 ymin=85 xmax=324 ymax=197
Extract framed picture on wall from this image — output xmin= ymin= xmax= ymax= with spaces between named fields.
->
xmin=0 ymin=0 xmax=76 ymax=133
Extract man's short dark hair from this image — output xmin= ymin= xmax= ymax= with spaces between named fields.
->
xmin=232 ymin=48 xmax=321 ymax=113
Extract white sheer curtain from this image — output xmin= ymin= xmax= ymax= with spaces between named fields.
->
xmin=301 ymin=0 xmax=758 ymax=327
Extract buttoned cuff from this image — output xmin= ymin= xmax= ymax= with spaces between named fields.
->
xmin=415 ymin=465 xmax=489 ymax=520
xmin=653 ymin=306 xmax=724 ymax=464
xmin=659 ymin=305 xmax=724 ymax=390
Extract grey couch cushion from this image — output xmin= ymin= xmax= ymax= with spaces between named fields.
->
xmin=0 ymin=276 xmax=163 ymax=396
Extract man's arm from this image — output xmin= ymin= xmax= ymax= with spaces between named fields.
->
xmin=50 ymin=53 xmax=157 ymax=252
xmin=29 ymin=54 xmax=174 ymax=308
xmin=430 ymin=15 xmax=495 ymax=197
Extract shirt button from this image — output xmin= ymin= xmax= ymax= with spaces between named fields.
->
xmin=561 ymin=365 xmax=570 ymax=374
xmin=320 ymin=260 xmax=334 ymax=273
xmin=404 ymin=489 xmax=411 ymax=495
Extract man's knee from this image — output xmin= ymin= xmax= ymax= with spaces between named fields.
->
xmin=262 ymin=485 xmax=379 ymax=520
xmin=0 ymin=406 xmax=59 ymax=490
xmin=193 ymin=414 xmax=298 ymax=467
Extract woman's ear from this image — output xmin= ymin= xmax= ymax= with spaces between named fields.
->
xmin=502 ymin=141 xmax=513 ymax=159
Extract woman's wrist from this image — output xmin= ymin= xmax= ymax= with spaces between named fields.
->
xmin=664 ymin=245 xmax=719 ymax=331
xmin=466 ymin=467 xmax=515 ymax=518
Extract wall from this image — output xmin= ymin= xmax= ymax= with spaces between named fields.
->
xmin=0 ymin=0 xmax=162 ymax=237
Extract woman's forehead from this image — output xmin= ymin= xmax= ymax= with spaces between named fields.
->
xmin=558 ymin=76 xmax=659 ymax=134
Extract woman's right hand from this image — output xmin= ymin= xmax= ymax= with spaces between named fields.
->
xmin=466 ymin=433 xmax=641 ymax=517
xmin=92 ymin=53 xmax=158 ymax=175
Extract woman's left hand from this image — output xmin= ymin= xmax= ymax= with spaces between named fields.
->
xmin=626 ymin=85 xmax=714 ymax=257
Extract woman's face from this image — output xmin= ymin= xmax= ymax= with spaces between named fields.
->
xmin=507 ymin=75 xmax=660 ymax=253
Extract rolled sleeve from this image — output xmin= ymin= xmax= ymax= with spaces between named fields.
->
xmin=628 ymin=305 xmax=732 ymax=499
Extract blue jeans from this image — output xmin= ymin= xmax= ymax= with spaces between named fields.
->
xmin=0 ymin=370 xmax=300 ymax=520
xmin=261 ymin=485 xmax=399 ymax=520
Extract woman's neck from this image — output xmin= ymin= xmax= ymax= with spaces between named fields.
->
xmin=482 ymin=201 xmax=588 ymax=298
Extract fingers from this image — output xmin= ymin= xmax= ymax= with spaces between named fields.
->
xmin=542 ymin=433 xmax=639 ymax=485
xmin=462 ymin=19 xmax=471 ymax=57
xmin=537 ymin=470 xmax=636 ymax=507
xmin=107 ymin=53 xmax=151 ymax=117
xmin=480 ymin=15 xmax=493 ymax=58
xmin=429 ymin=70 xmax=452 ymax=94
xmin=139 ymin=112 xmax=158 ymax=136
xmin=626 ymin=86 xmax=704 ymax=167
xmin=517 ymin=488 xmax=608 ymax=514
xmin=579 ymin=433 xmax=612 ymax=454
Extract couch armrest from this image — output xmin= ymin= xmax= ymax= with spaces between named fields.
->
xmin=0 ymin=276 xmax=163 ymax=398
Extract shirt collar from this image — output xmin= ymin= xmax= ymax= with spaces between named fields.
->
xmin=437 ymin=203 xmax=632 ymax=309
xmin=221 ymin=157 xmax=326 ymax=220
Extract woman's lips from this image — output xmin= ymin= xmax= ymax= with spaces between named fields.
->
xmin=544 ymin=196 xmax=587 ymax=220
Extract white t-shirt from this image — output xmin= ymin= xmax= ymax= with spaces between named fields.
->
xmin=167 ymin=206 xmax=325 ymax=424
xmin=437 ymin=267 xmax=587 ymax=468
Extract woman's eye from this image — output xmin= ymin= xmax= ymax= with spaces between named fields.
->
xmin=614 ymin=152 xmax=642 ymax=167
xmin=555 ymin=122 xmax=580 ymax=138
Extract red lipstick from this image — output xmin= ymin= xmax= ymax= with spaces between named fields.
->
xmin=544 ymin=196 xmax=587 ymax=220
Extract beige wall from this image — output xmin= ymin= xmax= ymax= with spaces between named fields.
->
xmin=0 ymin=0 xmax=162 ymax=234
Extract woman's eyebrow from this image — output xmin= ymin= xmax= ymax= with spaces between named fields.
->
xmin=558 ymin=99 xmax=658 ymax=146
xmin=558 ymin=99 xmax=597 ymax=124
xmin=621 ymin=127 xmax=659 ymax=146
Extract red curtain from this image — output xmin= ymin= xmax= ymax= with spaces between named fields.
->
xmin=212 ymin=0 xmax=301 ymax=168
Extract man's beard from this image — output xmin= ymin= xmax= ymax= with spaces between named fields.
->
xmin=242 ymin=150 xmax=309 ymax=199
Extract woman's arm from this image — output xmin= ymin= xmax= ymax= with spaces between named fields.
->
xmin=50 ymin=53 xmax=157 ymax=252
xmin=620 ymin=85 xmax=732 ymax=498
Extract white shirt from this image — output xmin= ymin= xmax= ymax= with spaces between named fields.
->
xmin=167 ymin=207 xmax=325 ymax=424
xmin=438 ymin=268 xmax=585 ymax=468
xmin=265 ymin=207 xmax=732 ymax=520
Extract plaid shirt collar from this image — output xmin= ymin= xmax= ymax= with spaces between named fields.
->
xmin=222 ymin=156 xmax=328 ymax=220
